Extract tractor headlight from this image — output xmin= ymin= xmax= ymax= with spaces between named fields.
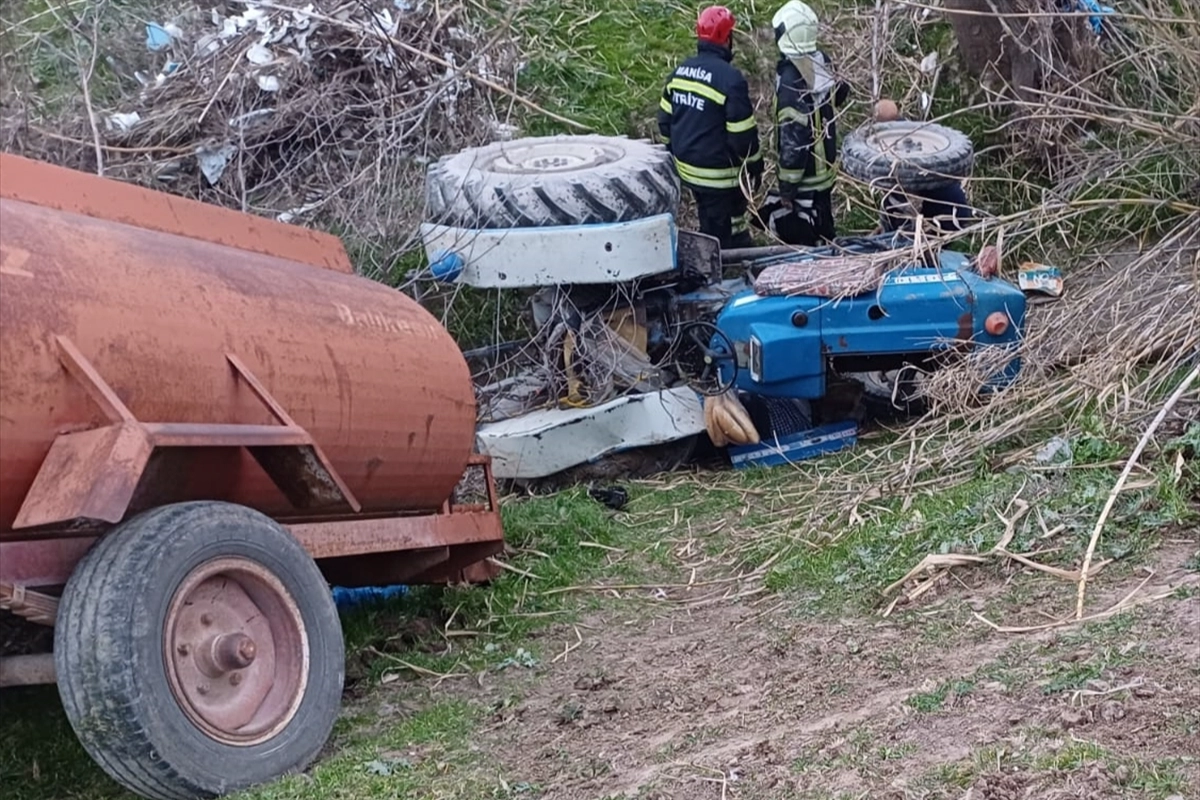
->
xmin=749 ymin=335 xmax=762 ymax=383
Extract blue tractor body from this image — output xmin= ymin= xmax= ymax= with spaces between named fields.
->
xmin=712 ymin=247 xmax=1027 ymax=400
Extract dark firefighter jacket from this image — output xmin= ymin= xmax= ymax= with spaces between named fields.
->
xmin=657 ymin=41 xmax=763 ymax=192
xmin=775 ymin=51 xmax=849 ymax=199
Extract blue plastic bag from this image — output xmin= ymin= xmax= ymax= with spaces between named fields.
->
xmin=331 ymin=584 xmax=409 ymax=611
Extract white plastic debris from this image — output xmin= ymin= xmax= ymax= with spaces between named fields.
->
xmin=276 ymin=199 xmax=324 ymax=224
xmin=105 ymin=112 xmax=141 ymax=132
xmin=1035 ymin=436 xmax=1073 ymax=465
xmin=246 ymin=44 xmax=274 ymax=65
xmin=228 ymin=109 xmax=274 ymax=130
xmin=256 ymin=74 xmax=281 ymax=91
xmin=196 ymin=143 xmax=237 ymax=185
xmin=491 ymin=121 xmax=519 ymax=141
xmin=919 ymin=51 xmax=939 ymax=75
xmin=292 ymin=4 xmax=315 ymax=26
xmin=195 ymin=33 xmax=220 ymax=57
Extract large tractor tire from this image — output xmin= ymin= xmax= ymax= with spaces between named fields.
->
xmin=54 ymin=502 xmax=344 ymax=800
xmin=841 ymin=120 xmax=974 ymax=192
xmin=425 ymin=134 xmax=681 ymax=229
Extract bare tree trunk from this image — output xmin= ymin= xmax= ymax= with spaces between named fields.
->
xmin=942 ymin=0 xmax=1100 ymax=105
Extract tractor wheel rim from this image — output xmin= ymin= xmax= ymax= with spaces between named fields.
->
xmin=870 ymin=127 xmax=954 ymax=158
xmin=163 ymin=557 xmax=309 ymax=746
xmin=486 ymin=142 xmax=623 ymax=174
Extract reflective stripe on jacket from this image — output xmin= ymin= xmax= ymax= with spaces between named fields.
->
xmin=657 ymin=41 xmax=763 ymax=191
xmin=775 ymin=51 xmax=849 ymax=198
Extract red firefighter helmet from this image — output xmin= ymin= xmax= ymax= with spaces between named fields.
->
xmin=696 ymin=6 xmax=736 ymax=45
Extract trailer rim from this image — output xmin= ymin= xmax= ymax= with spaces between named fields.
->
xmin=164 ymin=556 xmax=310 ymax=746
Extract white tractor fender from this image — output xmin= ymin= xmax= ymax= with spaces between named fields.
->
xmin=420 ymin=214 xmax=679 ymax=289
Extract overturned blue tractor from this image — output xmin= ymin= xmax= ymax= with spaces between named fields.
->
xmin=418 ymin=134 xmax=1028 ymax=480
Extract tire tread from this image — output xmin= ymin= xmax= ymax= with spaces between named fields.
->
xmin=54 ymin=502 xmax=341 ymax=800
xmin=426 ymin=134 xmax=681 ymax=229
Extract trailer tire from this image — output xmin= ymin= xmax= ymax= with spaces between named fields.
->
xmin=425 ymin=134 xmax=681 ymax=229
xmin=841 ymin=121 xmax=974 ymax=192
xmin=54 ymin=502 xmax=343 ymax=800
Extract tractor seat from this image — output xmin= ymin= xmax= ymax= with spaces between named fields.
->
xmin=753 ymin=253 xmax=889 ymax=299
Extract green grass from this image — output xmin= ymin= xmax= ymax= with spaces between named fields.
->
xmin=918 ymin=732 xmax=1195 ymax=799
xmin=760 ymin=450 xmax=1197 ymax=618
xmin=5 ymin=451 xmax=1193 ymax=799
xmin=905 ymin=679 xmax=977 ymax=713
xmin=0 ymin=485 xmax=684 ymax=800
xmin=508 ymin=0 xmax=712 ymax=138
xmin=3 ymin=1 xmax=1199 ymax=798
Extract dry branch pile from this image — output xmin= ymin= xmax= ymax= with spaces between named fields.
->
xmin=1 ymin=0 xmax=521 ymax=273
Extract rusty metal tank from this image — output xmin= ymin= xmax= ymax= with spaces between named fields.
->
xmin=0 ymin=153 xmax=477 ymax=534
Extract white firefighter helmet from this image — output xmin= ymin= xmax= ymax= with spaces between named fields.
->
xmin=772 ymin=0 xmax=819 ymax=57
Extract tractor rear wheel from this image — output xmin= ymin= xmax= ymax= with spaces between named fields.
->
xmin=425 ymin=134 xmax=681 ymax=229
xmin=853 ymin=367 xmax=930 ymax=421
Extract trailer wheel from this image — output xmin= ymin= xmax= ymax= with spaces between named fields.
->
xmin=54 ymin=502 xmax=343 ymax=800
xmin=841 ymin=120 xmax=974 ymax=192
xmin=425 ymin=134 xmax=681 ymax=229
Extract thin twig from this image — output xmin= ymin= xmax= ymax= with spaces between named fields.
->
xmin=1075 ymin=364 xmax=1200 ymax=618
xmin=72 ymin=9 xmax=104 ymax=175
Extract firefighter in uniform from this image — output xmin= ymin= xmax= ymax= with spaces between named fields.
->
xmin=766 ymin=0 xmax=849 ymax=246
xmin=657 ymin=5 xmax=763 ymax=250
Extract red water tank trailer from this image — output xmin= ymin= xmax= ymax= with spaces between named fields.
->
xmin=0 ymin=153 xmax=505 ymax=800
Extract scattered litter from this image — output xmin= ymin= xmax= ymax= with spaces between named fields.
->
xmin=1035 ymin=435 xmax=1074 ymax=466
xmin=919 ymin=51 xmax=939 ymax=74
xmin=331 ymin=584 xmax=408 ymax=610
xmin=1019 ymin=262 xmax=1065 ymax=301
xmin=588 ymin=485 xmax=629 ymax=511
xmin=245 ymin=43 xmax=274 ymax=66
xmin=491 ymin=121 xmax=520 ymax=141
xmin=195 ymin=143 xmax=237 ymax=185
xmin=1064 ymin=0 xmax=1117 ymax=37
xmin=144 ymin=23 xmax=175 ymax=51
xmin=227 ymin=108 xmax=274 ymax=130
xmin=276 ymin=198 xmax=326 ymax=224
xmin=104 ymin=112 xmax=141 ymax=133
xmin=23 ymin=0 xmax=519 ymax=248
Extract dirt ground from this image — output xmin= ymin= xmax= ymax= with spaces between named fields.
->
xmin=402 ymin=542 xmax=1199 ymax=800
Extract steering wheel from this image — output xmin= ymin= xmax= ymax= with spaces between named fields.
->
xmin=669 ymin=321 xmax=738 ymax=396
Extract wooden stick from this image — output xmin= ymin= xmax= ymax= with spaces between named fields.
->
xmin=1075 ymin=364 xmax=1199 ymax=618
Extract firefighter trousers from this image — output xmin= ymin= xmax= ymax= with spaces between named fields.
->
xmin=691 ymin=187 xmax=753 ymax=250
xmin=770 ymin=188 xmax=836 ymax=246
